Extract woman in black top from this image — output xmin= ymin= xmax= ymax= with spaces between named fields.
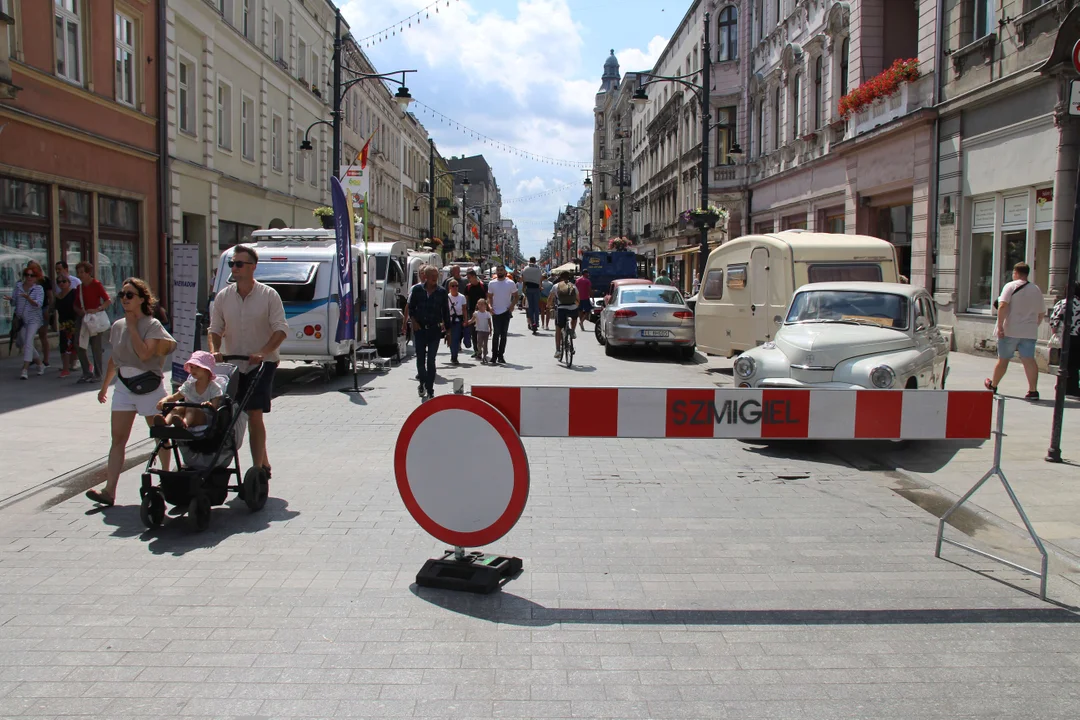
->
xmin=54 ymin=273 xmax=78 ymax=378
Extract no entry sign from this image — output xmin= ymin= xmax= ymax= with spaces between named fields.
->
xmin=395 ymin=394 xmax=529 ymax=548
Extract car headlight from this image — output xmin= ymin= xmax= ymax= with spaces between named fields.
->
xmin=734 ymin=355 xmax=756 ymax=379
xmin=870 ymin=365 xmax=896 ymax=388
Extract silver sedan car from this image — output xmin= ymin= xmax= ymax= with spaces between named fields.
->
xmin=600 ymin=284 xmax=696 ymax=360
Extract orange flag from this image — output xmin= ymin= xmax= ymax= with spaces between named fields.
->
xmin=358 ymin=129 xmax=377 ymax=170
xmin=601 ymin=203 xmax=612 ymax=230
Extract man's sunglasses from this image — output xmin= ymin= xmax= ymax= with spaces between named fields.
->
xmin=228 ymin=260 xmax=251 ymax=268
xmin=119 ymin=291 xmax=141 ymax=300
xmin=58 ymin=279 xmax=70 ymax=284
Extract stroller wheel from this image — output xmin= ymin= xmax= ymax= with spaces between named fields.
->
xmin=188 ymin=494 xmax=211 ymax=532
xmin=139 ymin=490 xmax=166 ymax=529
xmin=242 ymin=467 xmax=269 ymax=512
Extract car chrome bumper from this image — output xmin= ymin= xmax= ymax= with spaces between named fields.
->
xmin=753 ymin=378 xmax=867 ymax=389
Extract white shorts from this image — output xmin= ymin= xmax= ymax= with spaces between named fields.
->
xmin=111 ymin=377 xmax=167 ymax=416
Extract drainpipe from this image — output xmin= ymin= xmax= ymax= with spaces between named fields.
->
xmin=926 ymin=0 xmax=946 ymax=294
xmin=157 ymin=0 xmax=170 ymax=313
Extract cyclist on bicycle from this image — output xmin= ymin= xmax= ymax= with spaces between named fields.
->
xmin=548 ymin=270 xmax=579 ymax=359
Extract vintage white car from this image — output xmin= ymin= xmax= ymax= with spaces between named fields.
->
xmin=732 ymin=282 xmax=949 ymax=390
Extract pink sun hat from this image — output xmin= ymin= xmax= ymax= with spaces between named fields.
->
xmin=184 ymin=350 xmax=217 ymax=375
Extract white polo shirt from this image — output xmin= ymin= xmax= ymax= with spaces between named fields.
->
xmin=487 ymin=278 xmax=517 ymax=315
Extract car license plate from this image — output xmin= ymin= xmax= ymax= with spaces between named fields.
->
xmin=641 ymin=329 xmax=671 ymax=338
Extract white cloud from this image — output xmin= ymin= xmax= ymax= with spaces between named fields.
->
xmin=615 ymin=35 xmax=669 ymax=74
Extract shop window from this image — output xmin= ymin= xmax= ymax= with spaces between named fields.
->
xmin=99 ymin=196 xmax=137 ymax=230
xmin=1035 ymin=229 xmax=1051 ymax=291
xmin=782 ymin=214 xmax=807 ymax=230
xmin=754 ymin=221 xmax=774 ymax=234
xmin=2 ymin=178 xmax=48 ymax=218
xmin=98 ymin=236 xmax=137 ymax=322
xmin=0 ymin=230 xmax=48 ymax=337
xmin=54 ymin=0 xmax=82 ymax=85
xmin=59 ymin=188 xmax=90 ymax=226
xmin=114 ymin=12 xmax=135 ymax=107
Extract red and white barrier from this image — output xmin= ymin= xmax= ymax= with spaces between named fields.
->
xmin=471 ymin=387 xmax=993 ymax=441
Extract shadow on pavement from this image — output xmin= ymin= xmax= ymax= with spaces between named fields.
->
xmin=92 ymin=496 xmax=298 ymax=555
xmin=607 ymin=347 xmax=695 ymax=365
xmin=0 ymin=360 xmax=101 ymax=415
xmin=410 ymin=587 xmax=1080 ymax=626
xmin=740 ymin=438 xmax=985 ymax=475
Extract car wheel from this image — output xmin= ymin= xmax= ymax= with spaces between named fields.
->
xmin=941 ymin=362 xmax=949 ymax=389
xmin=605 ymin=342 xmax=616 ymax=357
xmin=595 ymin=322 xmax=606 ymax=345
xmin=679 ymin=345 xmax=696 ymax=361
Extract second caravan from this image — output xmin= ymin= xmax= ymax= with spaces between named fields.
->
xmin=694 ymin=230 xmax=900 ymax=357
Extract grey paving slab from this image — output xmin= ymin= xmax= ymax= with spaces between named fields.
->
xmin=1 ymin=314 xmax=1079 ymax=718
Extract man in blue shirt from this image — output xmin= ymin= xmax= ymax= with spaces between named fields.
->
xmin=407 ymin=265 xmax=450 ymax=399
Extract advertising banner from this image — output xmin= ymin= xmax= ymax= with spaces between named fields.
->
xmin=330 ymin=177 xmax=355 ymax=343
xmin=170 ymin=243 xmax=200 ymax=385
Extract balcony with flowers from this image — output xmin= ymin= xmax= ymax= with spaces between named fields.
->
xmin=840 ymin=59 xmax=930 ymax=140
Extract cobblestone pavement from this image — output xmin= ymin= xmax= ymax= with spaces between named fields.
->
xmin=1 ymin=314 xmax=1079 ymax=719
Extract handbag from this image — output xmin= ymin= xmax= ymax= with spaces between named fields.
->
xmin=80 ymin=286 xmax=110 ymax=335
xmin=118 ymin=370 xmax=163 ymax=395
xmin=1050 ymin=329 xmax=1063 ymax=349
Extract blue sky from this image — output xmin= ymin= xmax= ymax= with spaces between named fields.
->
xmin=335 ymin=0 xmax=680 ymax=258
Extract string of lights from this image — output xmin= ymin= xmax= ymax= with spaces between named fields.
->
xmin=501 ymin=183 xmax=579 ymax=204
xmin=357 ymin=0 xmax=462 ymax=48
xmin=414 ymin=100 xmax=591 ymax=168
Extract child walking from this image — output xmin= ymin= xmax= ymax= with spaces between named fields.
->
xmin=156 ymin=350 xmax=226 ymax=428
xmin=469 ymin=299 xmax=493 ymax=364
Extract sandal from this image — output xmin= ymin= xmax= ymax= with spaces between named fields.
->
xmin=85 ymin=489 xmax=114 ymax=507
xmin=262 ymin=465 xmax=272 ymax=480
xmin=1025 ymin=391 xmax=1040 ymax=401
xmin=983 ymin=379 xmax=998 ymax=393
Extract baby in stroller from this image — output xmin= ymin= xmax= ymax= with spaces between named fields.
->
xmin=156 ymin=351 xmax=226 ymax=429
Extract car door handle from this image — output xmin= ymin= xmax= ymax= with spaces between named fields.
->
xmin=750 ymin=305 xmax=757 ymax=313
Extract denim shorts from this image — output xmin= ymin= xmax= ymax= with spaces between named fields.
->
xmin=997 ymin=336 xmax=1036 ymax=359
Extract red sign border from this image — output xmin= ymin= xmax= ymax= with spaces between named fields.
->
xmin=394 ymin=394 xmax=530 ymax=548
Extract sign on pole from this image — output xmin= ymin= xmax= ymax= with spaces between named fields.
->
xmin=1070 ymin=80 xmax=1080 ymax=116
xmin=340 ymin=165 xmax=369 ymax=210
xmin=169 ymin=243 xmax=200 ymax=386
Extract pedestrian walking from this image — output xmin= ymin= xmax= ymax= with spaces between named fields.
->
xmin=447 ymin=279 xmax=467 ymax=364
xmin=74 ymin=261 xmax=111 ymax=384
xmin=442 ymin=264 xmax=462 ymax=291
xmin=408 ymin=265 xmax=450 ymax=399
xmin=1049 ymin=281 xmax=1080 ymax=398
xmin=514 ymin=271 xmax=525 ymax=311
xmin=540 ymin=273 xmax=553 ymax=330
xmin=208 ymin=245 xmax=289 ymax=477
xmin=463 ymin=269 xmax=487 ymax=359
xmin=85 ymin=278 xmax=176 ymax=507
xmin=985 ymin=262 xmax=1045 ymax=400
xmin=7 ymin=266 xmax=45 ymax=379
xmin=655 ymin=270 xmax=673 ymax=286
xmin=522 ymin=257 xmax=542 ymax=334
xmin=53 ymin=271 xmax=78 ymax=378
xmin=468 ymin=298 xmax=493 ymax=363
xmin=26 ymin=261 xmax=53 ymax=369
xmin=486 ymin=266 xmax=518 ymax=365
xmin=575 ymin=270 xmax=593 ymax=329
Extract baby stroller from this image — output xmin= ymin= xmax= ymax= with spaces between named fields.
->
xmin=139 ymin=357 xmax=271 ymax=531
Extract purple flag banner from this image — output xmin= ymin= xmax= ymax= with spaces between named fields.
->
xmin=331 ymin=176 xmax=355 ymax=343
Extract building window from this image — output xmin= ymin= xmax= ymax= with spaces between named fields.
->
xmin=775 ymin=0 xmax=781 ymax=25
xmin=296 ymin=130 xmax=305 ymax=181
xmin=273 ymin=13 xmax=284 ymax=63
xmin=241 ymin=0 xmax=253 ymax=40
xmin=54 ymin=0 xmax=82 ymax=84
xmin=773 ymin=86 xmax=781 ymax=150
xmin=218 ymin=220 xmax=258 ymax=254
xmin=178 ymin=57 xmax=195 ymax=135
xmin=114 ymin=12 xmax=135 ymax=107
xmin=756 ymin=0 xmax=764 ymax=42
xmin=311 ymin=50 xmax=318 ymax=89
xmin=271 ymin=113 xmax=282 ymax=172
xmin=813 ymin=55 xmax=824 ymax=129
xmin=218 ymin=0 xmax=233 ymax=25
xmin=217 ymin=80 xmax=232 ymax=150
xmin=297 ymin=38 xmax=307 ymax=82
xmin=790 ymin=73 xmax=801 ymax=139
xmin=241 ymin=95 xmax=254 ymax=161
xmin=309 ymin=139 xmax=318 ymax=187
xmin=0 ymin=177 xmax=50 ymax=339
xmin=968 ymin=197 xmax=995 ymax=311
xmin=974 ymin=0 xmax=994 ymax=41
xmin=717 ymin=6 xmax=738 ymax=61
xmin=839 ymin=37 xmax=849 ymax=98
xmin=756 ymin=99 xmax=764 ymax=155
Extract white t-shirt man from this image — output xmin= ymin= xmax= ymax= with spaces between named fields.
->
xmin=998 ymin=279 xmax=1044 ymax=339
xmin=487 ymin=277 xmax=517 ymax=315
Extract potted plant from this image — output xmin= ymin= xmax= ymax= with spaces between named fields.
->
xmin=313 ymin=206 xmax=335 ymax=229
xmin=311 ymin=84 xmax=322 ymax=98
xmin=689 ymin=205 xmax=729 ymax=229
xmin=838 ymin=57 xmax=920 ymax=119
xmin=608 ymin=237 xmax=633 ymax=251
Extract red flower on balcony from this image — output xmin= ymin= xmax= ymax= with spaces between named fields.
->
xmin=838 ymin=58 xmax=920 ymax=119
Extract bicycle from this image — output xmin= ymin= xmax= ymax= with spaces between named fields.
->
xmin=561 ymin=320 xmax=575 ymax=368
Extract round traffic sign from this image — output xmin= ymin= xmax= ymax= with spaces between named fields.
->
xmin=394 ymin=394 xmax=529 ymax=548
xmin=1073 ymin=39 xmax=1080 ymax=75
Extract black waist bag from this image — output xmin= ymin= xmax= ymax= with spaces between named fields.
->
xmin=119 ymin=371 xmax=163 ymax=395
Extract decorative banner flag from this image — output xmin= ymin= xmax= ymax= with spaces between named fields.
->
xmin=331 ymin=176 xmax=355 ymax=343
xmin=358 ymin=129 xmax=377 ymax=170
xmin=601 ymin=204 xmax=613 ymax=230
xmin=471 ymin=225 xmax=479 ymax=238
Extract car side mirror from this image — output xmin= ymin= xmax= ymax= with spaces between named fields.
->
xmin=595 ymin=299 xmax=605 ymax=308
xmin=773 ymin=315 xmax=783 ymax=326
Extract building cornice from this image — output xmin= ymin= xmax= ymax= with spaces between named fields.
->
xmin=0 ymin=106 xmax=158 ymax=162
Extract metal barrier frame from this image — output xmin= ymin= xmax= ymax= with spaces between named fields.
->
xmin=935 ymin=396 xmax=1049 ymax=600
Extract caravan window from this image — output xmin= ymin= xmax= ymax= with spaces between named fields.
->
xmin=726 ymin=264 xmax=747 ymax=289
xmin=375 ymin=256 xmax=389 ymax=281
xmin=230 ymin=261 xmax=318 ymax=302
xmin=388 ymin=259 xmax=405 ymax=285
xmin=701 ymin=269 xmax=724 ymax=299
xmin=806 ymin=263 xmax=883 ymax=283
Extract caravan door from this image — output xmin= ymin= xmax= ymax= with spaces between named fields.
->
xmin=750 ymin=247 xmax=773 ymax=344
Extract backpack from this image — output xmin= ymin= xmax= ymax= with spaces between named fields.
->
xmin=556 ymin=282 xmax=577 ymax=305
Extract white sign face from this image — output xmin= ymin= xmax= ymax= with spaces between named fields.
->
xmin=340 ymin=165 xmax=369 ymax=203
xmin=1002 ymin=194 xmax=1028 ymax=226
xmin=972 ymin=199 xmax=996 ymax=229
xmin=1070 ymin=80 xmax=1080 ymax=115
xmin=170 ymin=243 xmax=201 ymax=385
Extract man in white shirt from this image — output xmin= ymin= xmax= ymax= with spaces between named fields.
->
xmin=209 ymin=245 xmax=290 ymax=475
xmin=987 ymin=262 xmax=1045 ymax=400
xmin=486 ymin=266 xmax=518 ymax=365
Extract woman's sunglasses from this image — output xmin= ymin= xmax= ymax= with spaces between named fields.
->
xmin=119 ymin=291 xmax=141 ymax=300
xmin=228 ymin=260 xmax=250 ymax=268
xmin=58 ymin=279 xmax=70 ymax=285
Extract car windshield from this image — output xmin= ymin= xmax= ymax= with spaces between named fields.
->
xmin=785 ymin=290 xmax=909 ymax=330
xmin=619 ymin=288 xmax=684 ymax=305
